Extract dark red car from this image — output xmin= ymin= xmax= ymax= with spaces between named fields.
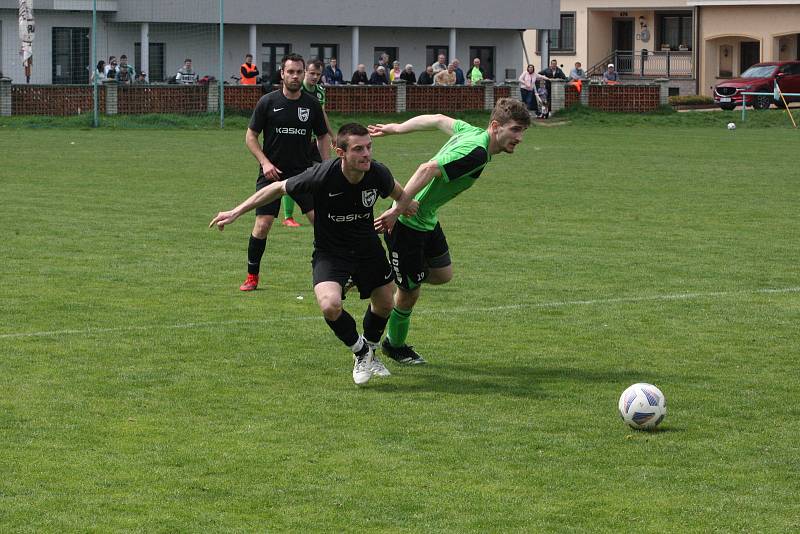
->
xmin=714 ymin=61 xmax=800 ymax=110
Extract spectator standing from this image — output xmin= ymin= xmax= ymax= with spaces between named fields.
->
xmin=399 ymin=64 xmax=416 ymax=84
xmin=176 ymin=58 xmax=198 ymax=84
xmin=539 ymin=59 xmax=566 ymax=80
xmin=452 ymin=59 xmax=465 ymax=85
xmin=104 ymin=56 xmax=117 ymax=77
xmin=323 ymin=58 xmax=344 ymax=85
xmin=377 ymin=53 xmax=392 ymax=74
xmin=434 ymin=63 xmax=457 ymax=86
xmin=417 ymin=66 xmax=435 ymax=85
xmin=351 ymin=63 xmax=368 ymax=85
xmin=519 ymin=64 xmax=545 ymax=111
xmin=467 ymin=58 xmax=485 ymax=85
xmin=603 ymin=63 xmax=619 ymax=84
xmin=117 ymin=55 xmax=135 ymax=84
xmin=431 ymin=53 xmax=448 ymax=75
xmin=369 ymin=66 xmax=389 ymax=85
xmin=240 ymin=54 xmax=260 ymax=85
xmin=389 ymin=61 xmax=403 ymax=82
xmin=92 ymin=60 xmax=107 ymax=83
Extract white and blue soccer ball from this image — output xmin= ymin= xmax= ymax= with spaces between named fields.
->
xmin=727 ymin=122 xmax=736 ymax=130
xmin=618 ymin=383 xmax=667 ymax=430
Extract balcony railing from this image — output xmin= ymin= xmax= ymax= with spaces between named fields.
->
xmin=589 ymin=50 xmax=694 ymax=80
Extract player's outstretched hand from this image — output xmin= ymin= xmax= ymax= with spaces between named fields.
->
xmin=374 ymin=209 xmax=399 ymax=233
xmin=367 ymin=123 xmax=396 ymax=137
xmin=209 ymin=210 xmax=239 ymax=231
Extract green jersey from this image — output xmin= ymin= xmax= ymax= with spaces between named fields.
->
xmin=399 ymin=120 xmax=491 ymax=231
xmin=302 ymin=81 xmax=326 ymax=108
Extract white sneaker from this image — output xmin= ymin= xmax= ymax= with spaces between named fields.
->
xmin=352 ymin=348 xmax=373 ymax=385
xmin=369 ymin=353 xmax=391 ymax=377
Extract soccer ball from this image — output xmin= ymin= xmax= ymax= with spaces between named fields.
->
xmin=727 ymin=122 xmax=736 ymax=130
xmin=618 ymin=383 xmax=667 ymax=430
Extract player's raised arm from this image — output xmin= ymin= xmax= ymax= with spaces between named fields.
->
xmin=209 ymin=180 xmax=287 ymax=231
xmin=368 ymin=114 xmax=456 ymax=137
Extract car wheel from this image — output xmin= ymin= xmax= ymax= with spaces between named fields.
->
xmin=753 ymin=95 xmax=772 ymax=110
xmin=720 ymin=104 xmax=736 ymax=111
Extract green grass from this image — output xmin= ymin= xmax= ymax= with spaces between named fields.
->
xmin=1 ymin=113 xmax=799 ymax=531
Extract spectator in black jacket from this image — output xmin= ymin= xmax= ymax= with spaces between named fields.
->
xmin=323 ymin=58 xmax=344 ymax=85
xmin=539 ymin=59 xmax=566 ymax=80
xmin=399 ymin=64 xmax=417 ymax=84
xmin=369 ymin=65 xmax=389 ymax=85
xmin=351 ymin=63 xmax=368 ymax=85
xmin=416 ymin=65 xmax=435 ymax=85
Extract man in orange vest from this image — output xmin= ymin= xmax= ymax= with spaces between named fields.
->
xmin=240 ymin=54 xmax=259 ymax=85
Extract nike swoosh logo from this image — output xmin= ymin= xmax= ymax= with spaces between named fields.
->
xmin=328 ymin=192 xmax=344 ymax=197
xmin=273 ymin=107 xmax=284 ymax=112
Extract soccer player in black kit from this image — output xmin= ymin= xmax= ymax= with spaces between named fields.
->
xmin=210 ymin=124 xmax=417 ymax=385
xmin=240 ymin=53 xmax=331 ymax=291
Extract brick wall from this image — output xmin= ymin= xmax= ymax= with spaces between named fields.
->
xmin=224 ymin=85 xmax=263 ymax=112
xmin=565 ymin=84 xmax=580 ymax=107
xmin=588 ymin=84 xmax=661 ymax=112
xmin=117 ymin=86 xmax=208 ymax=114
xmin=326 ymin=85 xmax=397 ymax=113
xmin=11 ymin=85 xmax=104 ymax=115
xmin=406 ymin=86 xmax=484 ymax=112
xmin=494 ymin=86 xmax=510 ymax=103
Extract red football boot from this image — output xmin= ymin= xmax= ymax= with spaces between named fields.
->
xmin=282 ymin=217 xmax=301 ymax=228
xmin=239 ymin=273 xmax=259 ymax=291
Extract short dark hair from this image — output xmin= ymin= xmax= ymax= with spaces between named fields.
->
xmin=184 ymin=58 xmax=192 ymax=63
xmin=308 ymin=59 xmax=324 ymax=71
xmin=490 ymin=98 xmax=531 ymax=127
xmin=120 ymin=54 xmax=128 ymax=60
xmin=281 ymin=53 xmax=305 ymax=70
xmin=336 ymin=123 xmax=370 ymax=151
xmin=245 ymin=53 xmax=253 ymax=58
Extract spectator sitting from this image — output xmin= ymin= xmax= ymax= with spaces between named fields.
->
xmin=176 ymin=58 xmax=198 ymax=84
xmin=569 ymin=61 xmax=585 ymax=81
xmin=399 ymin=64 xmax=416 ymax=84
xmin=351 ymin=63 xmax=368 ymax=85
xmin=603 ymin=63 xmax=620 ymax=84
xmin=434 ymin=63 xmax=457 ymax=86
xmin=323 ymin=58 xmax=344 ymax=85
xmin=91 ymin=60 xmax=108 ymax=83
xmin=117 ymin=54 xmax=135 ymax=84
xmin=431 ymin=53 xmax=448 ymax=75
xmin=389 ymin=60 xmax=403 ymax=82
xmin=369 ymin=65 xmax=389 ymax=85
xmin=467 ymin=58 xmax=486 ymax=85
xmin=452 ymin=58 xmax=465 ymax=85
xmin=104 ymin=56 xmax=117 ymax=77
xmin=134 ymin=71 xmax=148 ymax=84
xmin=417 ymin=65 xmax=435 ymax=85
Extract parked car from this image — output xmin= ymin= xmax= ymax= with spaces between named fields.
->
xmin=714 ymin=61 xmax=800 ymax=110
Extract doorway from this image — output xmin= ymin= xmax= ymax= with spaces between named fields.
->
xmin=740 ymin=41 xmax=760 ymax=73
xmin=612 ymin=18 xmax=635 ymax=73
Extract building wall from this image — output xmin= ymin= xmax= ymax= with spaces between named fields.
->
xmin=0 ymin=10 xmax=523 ymax=84
xmin=698 ymin=4 xmax=800 ymax=95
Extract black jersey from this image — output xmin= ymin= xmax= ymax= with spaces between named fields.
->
xmin=248 ymin=89 xmax=328 ymax=178
xmin=285 ymin=158 xmax=395 ymax=258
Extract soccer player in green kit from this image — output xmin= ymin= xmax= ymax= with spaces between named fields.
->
xmin=281 ymin=59 xmax=331 ymax=227
xmin=369 ymin=98 xmax=531 ymax=364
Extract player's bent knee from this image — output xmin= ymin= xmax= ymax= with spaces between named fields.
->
xmin=319 ymin=299 xmax=343 ymax=321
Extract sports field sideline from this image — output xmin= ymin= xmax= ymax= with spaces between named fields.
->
xmin=1 ymin=111 xmax=798 ymax=531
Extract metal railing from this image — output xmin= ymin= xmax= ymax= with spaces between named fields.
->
xmin=588 ymin=50 xmax=693 ymax=80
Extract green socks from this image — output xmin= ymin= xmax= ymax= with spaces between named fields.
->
xmin=386 ymin=307 xmax=413 ymax=347
xmin=282 ymin=195 xmax=296 ymax=219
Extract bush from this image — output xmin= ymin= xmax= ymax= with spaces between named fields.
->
xmin=669 ymin=95 xmax=715 ymax=106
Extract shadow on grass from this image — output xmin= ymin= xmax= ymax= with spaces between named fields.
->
xmin=371 ymin=362 xmax=682 ymax=398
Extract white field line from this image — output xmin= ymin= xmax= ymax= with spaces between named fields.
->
xmin=1 ymin=286 xmax=799 ymax=341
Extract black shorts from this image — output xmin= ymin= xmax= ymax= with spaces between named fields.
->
xmin=312 ymin=249 xmax=395 ymax=300
xmin=383 ymin=221 xmax=451 ymax=291
xmin=255 ymin=175 xmax=314 ymax=217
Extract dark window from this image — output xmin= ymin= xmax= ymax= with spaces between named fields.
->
xmin=426 ymin=45 xmax=449 ymax=67
xmin=551 ymin=13 xmax=576 ymax=53
xmin=373 ymin=47 xmax=398 ymax=67
xmin=469 ymin=46 xmax=495 ymax=80
xmin=310 ymin=43 xmax=338 ymax=65
xmin=657 ymin=12 xmax=692 ymax=51
xmin=52 ymin=27 xmax=90 ymax=84
xmin=134 ymin=42 xmax=165 ymax=82
xmin=262 ymin=43 xmax=292 ymax=80
xmin=740 ymin=42 xmax=760 ymax=73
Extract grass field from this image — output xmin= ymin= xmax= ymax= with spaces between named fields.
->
xmin=1 ymin=110 xmax=799 ymax=531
